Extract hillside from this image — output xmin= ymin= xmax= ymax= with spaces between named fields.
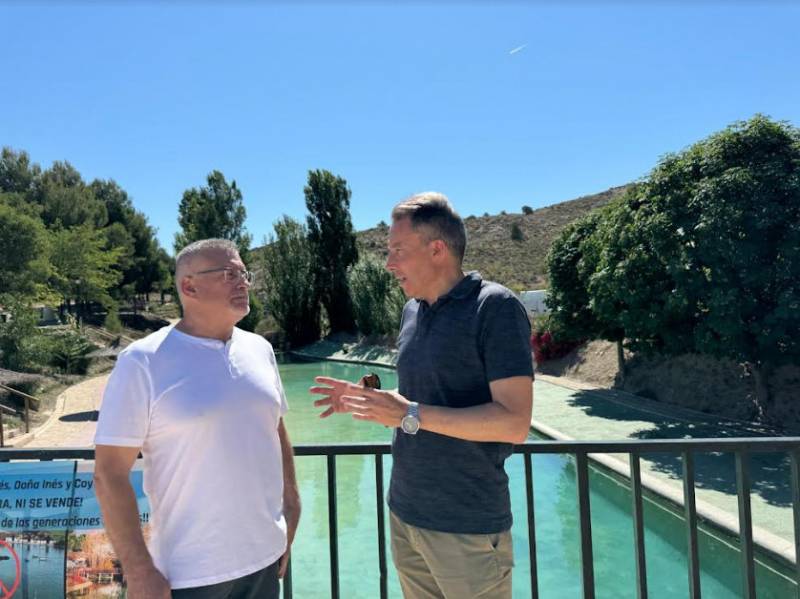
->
xmin=356 ymin=185 xmax=630 ymax=290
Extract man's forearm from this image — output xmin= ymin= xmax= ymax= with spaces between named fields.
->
xmin=418 ymin=401 xmax=530 ymax=444
xmin=278 ymin=421 xmax=301 ymax=544
xmin=94 ymin=474 xmax=155 ymax=575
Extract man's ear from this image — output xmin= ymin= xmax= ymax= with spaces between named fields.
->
xmin=180 ymin=276 xmax=198 ymax=298
xmin=430 ymin=239 xmax=448 ymax=260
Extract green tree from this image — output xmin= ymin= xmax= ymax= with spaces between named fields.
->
xmin=92 ymin=179 xmax=168 ymax=299
xmin=0 ymin=147 xmax=41 ymax=195
xmin=153 ymin=248 xmax=176 ymax=302
xmin=510 ymin=222 xmax=524 ymax=241
xmin=348 ymin=253 xmax=405 ymax=336
xmin=305 ymin=169 xmax=358 ymax=333
xmin=0 ymin=204 xmax=51 ymax=299
xmin=546 ymin=207 xmax=627 ymax=373
xmin=546 ymin=212 xmax=605 ymax=340
xmin=32 ymin=162 xmax=107 ymax=229
xmin=0 ymin=298 xmax=42 ymax=371
xmin=601 ymin=116 xmax=800 ymax=409
xmin=50 ymin=225 xmax=124 ymax=315
xmin=261 ymin=217 xmax=321 ymax=347
xmin=175 ymin=170 xmax=252 ymax=258
xmin=522 ymin=205 xmax=534 ymax=215
xmin=585 ymin=185 xmax=695 ymax=360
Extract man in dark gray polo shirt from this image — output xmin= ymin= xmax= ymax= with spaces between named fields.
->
xmin=312 ymin=192 xmax=533 ymax=598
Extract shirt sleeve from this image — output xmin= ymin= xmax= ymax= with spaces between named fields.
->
xmin=267 ymin=344 xmax=289 ymax=418
xmin=480 ymin=295 xmax=535 ymax=383
xmin=93 ymin=352 xmax=153 ymax=447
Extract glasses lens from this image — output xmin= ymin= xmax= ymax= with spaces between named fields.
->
xmin=223 ymin=269 xmax=253 ymax=284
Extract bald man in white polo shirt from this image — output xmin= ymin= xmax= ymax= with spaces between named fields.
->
xmin=94 ymin=238 xmax=300 ymax=599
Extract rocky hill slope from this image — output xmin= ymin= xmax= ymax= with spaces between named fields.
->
xmin=357 ymin=185 xmax=630 ymax=290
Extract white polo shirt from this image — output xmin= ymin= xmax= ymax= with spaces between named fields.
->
xmin=94 ymin=325 xmax=288 ymax=589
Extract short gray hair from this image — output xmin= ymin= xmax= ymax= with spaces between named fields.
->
xmin=175 ymin=239 xmax=240 ymax=298
xmin=391 ymin=192 xmax=467 ymax=262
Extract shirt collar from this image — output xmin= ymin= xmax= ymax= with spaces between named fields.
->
xmin=419 ymin=271 xmax=482 ymax=308
xmin=169 ymin=324 xmax=237 ymax=349
xmin=445 ymin=271 xmax=482 ymax=300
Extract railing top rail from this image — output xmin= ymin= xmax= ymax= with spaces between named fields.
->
xmin=0 ymin=403 xmax=18 ymax=415
xmin=2 ymin=437 xmax=799 ymax=461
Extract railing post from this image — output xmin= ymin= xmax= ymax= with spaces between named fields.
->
xmin=735 ymin=450 xmax=756 ymax=598
xmin=790 ymin=449 xmax=800 ymax=599
xmin=629 ymin=452 xmax=648 ymax=599
xmin=327 ymin=454 xmax=339 ymax=599
xmin=282 ymin=556 xmax=292 ymax=599
xmin=575 ymin=452 xmax=595 ymax=599
xmin=682 ymin=451 xmax=701 ymax=599
xmin=524 ymin=453 xmax=539 ymax=599
xmin=375 ymin=454 xmax=388 ymax=599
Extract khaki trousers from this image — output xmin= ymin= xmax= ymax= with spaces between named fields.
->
xmin=390 ymin=510 xmax=514 ymax=599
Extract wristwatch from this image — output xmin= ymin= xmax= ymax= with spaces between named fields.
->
xmin=400 ymin=402 xmax=420 ymax=435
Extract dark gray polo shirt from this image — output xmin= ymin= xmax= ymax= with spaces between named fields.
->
xmin=388 ymin=272 xmax=534 ymax=534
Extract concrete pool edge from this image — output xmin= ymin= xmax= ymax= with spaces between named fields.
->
xmin=288 ymin=349 xmax=397 ymax=369
xmin=531 ymin=419 xmax=797 ymax=570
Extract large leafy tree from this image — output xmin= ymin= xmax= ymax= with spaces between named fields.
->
xmin=32 ymin=161 xmax=107 ymax=228
xmin=551 ymin=115 xmax=800 ymax=411
xmin=174 ymin=170 xmax=251 ymax=258
xmin=305 ymin=169 xmax=358 ymax=333
xmin=49 ymin=225 xmax=124 ymax=314
xmin=0 ymin=203 xmax=51 ymax=299
xmin=622 ymin=116 xmax=800 ymax=408
xmin=91 ymin=179 xmax=168 ymax=298
xmin=546 ymin=207 xmax=628 ymax=374
xmin=261 ymin=217 xmax=321 ymax=346
xmin=546 ymin=212 xmax=604 ymax=341
xmin=0 ymin=147 xmax=41 ymax=195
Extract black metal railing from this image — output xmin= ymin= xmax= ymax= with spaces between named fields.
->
xmin=3 ymin=438 xmax=800 ymax=599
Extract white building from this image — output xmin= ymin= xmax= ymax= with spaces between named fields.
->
xmin=519 ymin=289 xmax=550 ymax=317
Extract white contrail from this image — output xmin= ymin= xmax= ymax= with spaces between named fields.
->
xmin=509 ymin=44 xmax=527 ymax=55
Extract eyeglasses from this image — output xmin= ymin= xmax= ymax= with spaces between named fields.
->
xmin=189 ymin=267 xmax=255 ymax=285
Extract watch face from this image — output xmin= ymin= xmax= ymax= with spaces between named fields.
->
xmin=401 ymin=415 xmax=420 ymax=434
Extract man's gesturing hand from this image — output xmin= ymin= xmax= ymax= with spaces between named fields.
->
xmin=341 ymin=387 xmax=410 ymax=428
xmin=310 ymin=376 xmax=366 ymax=418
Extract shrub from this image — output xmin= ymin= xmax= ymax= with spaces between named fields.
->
xmin=0 ymin=298 xmax=45 ymax=371
xmin=530 ymin=315 xmax=582 ymax=363
xmin=104 ymin=311 xmax=123 ymax=334
xmin=522 ymin=205 xmax=534 ymax=215
xmin=47 ymin=332 xmax=95 ymax=374
xmin=510 ymin=223 xmax=524 ymax=241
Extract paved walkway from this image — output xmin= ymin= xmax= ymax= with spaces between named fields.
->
xmin=9 ymin=374 xmax=108 ymax=448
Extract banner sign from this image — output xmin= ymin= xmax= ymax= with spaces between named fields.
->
xmin=0 ymin=460 xmax=148 ymax=598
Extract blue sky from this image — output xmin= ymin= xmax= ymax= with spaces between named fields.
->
xmin=3 ymin=2 xmax=799 ymax=253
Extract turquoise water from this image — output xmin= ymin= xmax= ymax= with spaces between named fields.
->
xmin=281 ymin=359 xmax=796 ymax=598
